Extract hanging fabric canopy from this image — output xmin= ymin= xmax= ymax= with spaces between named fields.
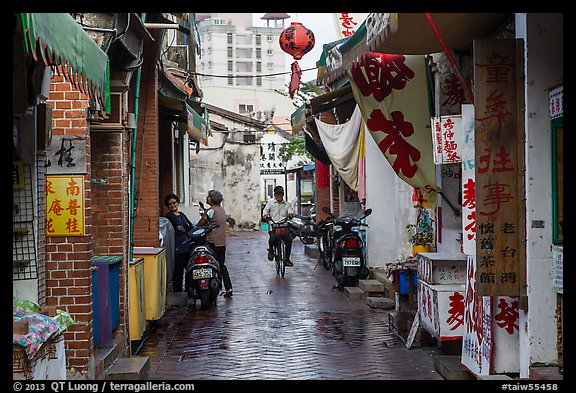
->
xmin=314 ymin=105 xmax=363 ymax=192
xmin=20 ymin=13 xmax=111 ymax=113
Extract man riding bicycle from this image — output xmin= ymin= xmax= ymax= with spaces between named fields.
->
xmin=262 ymin=186 xmax=294 ymax=266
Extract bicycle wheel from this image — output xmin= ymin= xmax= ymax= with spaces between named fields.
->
xmin=279 ymin=238 xmax=286 ymax=278
xmin=319 ymin=236 xmax=331 ymax=270
xmin=274 ymin=243 xmax=281 ymax=275
xmin=299 ymin=223 xmax=316 ymax=245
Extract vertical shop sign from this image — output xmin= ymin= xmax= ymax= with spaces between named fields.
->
xmin=461 ymin=255 xmax=493 ymax=376
xmin=461 ymin=105 xmax=476 ymax=254
xmin=431 ymin=115 xmax=463 ymax=164
xmin=46 ymin=175 xmax=85 ymax=236
xmin=473 ymin=40 xmax=520 ymax=296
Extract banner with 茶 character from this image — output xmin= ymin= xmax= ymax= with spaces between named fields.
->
xmin=348 ymin=53 xmax=438 ymax=207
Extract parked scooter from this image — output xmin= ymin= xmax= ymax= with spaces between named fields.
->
xmin=326 ymin=207 xmax=372 ymax=289
xmin=316 ymin=209 xmax=336 ymax=270
xmin=184 ymin=202 xmax=222 ymax=310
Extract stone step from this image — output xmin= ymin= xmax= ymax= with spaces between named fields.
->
xmin=433 ymin=355 xmax=475 ymax=380
xmin=106 ymin=356 xmax=150 ymax=380
xmin=344 ymin=286 xmax=367 ymax=300
xmin=359 ymin=279 xmax=385 ymax=293
xmin=94 ymin=335 xmax=126 ymax=379
xmin=304 ymin=244 xmax=319 ymax=258
xmin=366 ymin=296 xmax=395 ymax=310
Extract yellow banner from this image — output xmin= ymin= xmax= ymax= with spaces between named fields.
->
xmin=348 ymin=53 xmax=437 ymax=207
xmin=46 ymin=175 xmax=85 ymax=236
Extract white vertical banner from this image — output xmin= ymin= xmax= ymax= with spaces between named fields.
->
xmin=332 ymin=13 xmax=369 ymax=38
xmin=461 ymin=105 xmax=476 ymax=255
xmin=430 ymin=115 xmax=464 ymax=164
xmin=461 ymin=255 xmax=493 ymax=376
xmin=492 ymin=296 xmax=520 ymax=373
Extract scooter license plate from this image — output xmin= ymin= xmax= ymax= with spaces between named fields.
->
xmin=193 ymin=267 xmax=213 ymax=279
xmin=342 ymin=257 xmax=361 ymax=267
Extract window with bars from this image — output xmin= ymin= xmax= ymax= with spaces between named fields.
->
xmin=13 ymin=164 xmax=37 ymax=280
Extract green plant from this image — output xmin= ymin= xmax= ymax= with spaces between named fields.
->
xmin=406 ymin=224 xmax=433 ymax=245
xmin=406 ymin=209 xmax=434 ymax=245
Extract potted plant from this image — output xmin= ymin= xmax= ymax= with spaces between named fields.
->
xmin=406 ymin=208 xmax=434 ymax=257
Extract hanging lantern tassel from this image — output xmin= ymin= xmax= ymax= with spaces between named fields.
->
xmin=289 ymin=61 xmax=302 ymax=99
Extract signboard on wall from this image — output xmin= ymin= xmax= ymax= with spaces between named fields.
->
xmin=461 ymin=105 xmax=476 ymax=255
xmin=473 ymin=39 xmax=521 ymax=296
xmin=46 ymin=135 xmax=87 ymax=174
xmin=45 ymin=175 xmax=85 ymax=236
xmin=431 ymin=115 xmax=463 ymax=164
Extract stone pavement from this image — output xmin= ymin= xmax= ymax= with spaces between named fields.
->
xmin=137 ymin=230 xmax=445 ymax=380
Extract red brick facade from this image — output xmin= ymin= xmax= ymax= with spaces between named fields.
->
xmin=46 ymin=70 xmax=94 ymax=376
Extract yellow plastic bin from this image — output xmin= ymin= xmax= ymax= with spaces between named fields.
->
xmin=133 ymin=247 xmax=167 ymax=321
xmin=128 ymin=257 xmax=146 ymax=341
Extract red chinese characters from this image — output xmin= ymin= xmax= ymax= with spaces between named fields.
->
xmin=338 ymin=13 xmax=358 ymax=37
xmin=351 ymin=53 xmax=415 ymax=102
xmin=367 ymin=110 xmax=420 ymax=178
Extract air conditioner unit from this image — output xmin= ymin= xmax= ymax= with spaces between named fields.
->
xmin=91 ymin=92 xmax=125 ymax=130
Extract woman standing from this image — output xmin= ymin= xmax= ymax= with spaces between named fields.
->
xmin=197 ymin=190 xmax=233 ymax=297
xmin=164 ymin=193 xmax=193 ymax=292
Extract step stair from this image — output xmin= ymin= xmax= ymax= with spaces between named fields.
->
xmin=433 ymin=355 xmax=475 ymax=380
xmin=304 ymin=244 xmax=319 ymax=258
xmin=94 ymin=335 xmax=126 ymax=380
xmin=344 ymin=286 xmax=366 ymax=300
xmin=106 ymin=356 xmax=150 ymax=380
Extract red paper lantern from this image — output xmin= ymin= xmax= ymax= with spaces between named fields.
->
xmin=279 ymin=22 xmax=315 ymax=60
xmin=279 ymin=22 xmax=315 ymax=99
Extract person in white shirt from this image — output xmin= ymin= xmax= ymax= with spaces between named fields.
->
xmin=262 ymin=186 xmax=295 ymax=266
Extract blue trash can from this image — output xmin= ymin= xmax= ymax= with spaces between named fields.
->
xmin=398 ymin=269 xmax=418 ymax=295
xmin=91 ymin=261 xmax=112 ymax=348
xmin=91 ymin=255 xmax=122 ymax=348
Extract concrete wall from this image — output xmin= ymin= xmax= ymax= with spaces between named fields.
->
xmin=516 ymin=13 xmax=563 ymax=377
xmin=188 ymin=132 xmax=261 ymax=230
xmin=365 ymin=126 xmax=416 ymax=267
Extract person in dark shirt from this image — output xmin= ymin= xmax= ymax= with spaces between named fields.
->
xmin=164 ymin=193 xmax=193 ymax=292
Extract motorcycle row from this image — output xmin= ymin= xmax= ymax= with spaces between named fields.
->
xmin=290 ymin=206 xmax=373 ymax=290
xmin=180 ymin=201 xmax=372 ymax=310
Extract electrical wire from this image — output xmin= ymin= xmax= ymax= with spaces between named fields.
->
xmin=190 ymin=66 xmax=318 ymax=79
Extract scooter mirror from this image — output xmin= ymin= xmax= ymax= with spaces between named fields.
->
xmin=322 ymin=207 xmax=331 ymax=214
xmin=364 ymin=208 xmax=373 ymax=217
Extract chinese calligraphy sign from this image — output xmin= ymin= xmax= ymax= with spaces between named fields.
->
xmin=349 ymin=53 xmax=437 ymax=207
xmin=45 ymin=175 xmax=85 ymax=236
xmin=474 ymin=40 xmax=521 ymax=296
xmin=431 ymin=115 xmax=463 ymax=164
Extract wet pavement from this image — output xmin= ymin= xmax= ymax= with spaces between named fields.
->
xmin=137 ymin=230 xmax=445 ymax=380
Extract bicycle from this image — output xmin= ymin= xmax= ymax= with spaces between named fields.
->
xmin=267 ymin=217 xmax=291 ymax=278
xmin=301 ymin=210 xmax=335 ymax=270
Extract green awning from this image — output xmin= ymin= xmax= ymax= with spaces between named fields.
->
xmin=21 ymin=13 xmax=111 ymax=113
xmin=185 ymin=102 xmax=208 ymax=146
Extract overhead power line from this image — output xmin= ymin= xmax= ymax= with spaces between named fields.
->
xmin=190 ymin=66 xmax=318 ymax=79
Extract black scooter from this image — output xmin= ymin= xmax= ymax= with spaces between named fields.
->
xmin=184 ymin=202 xmax=222 ymax=310
xmin=327 ymin=207 xmax=372 ymax=289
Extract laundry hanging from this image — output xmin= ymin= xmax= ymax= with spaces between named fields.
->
xmin=314 ymin=105 xmax=363 ymax=192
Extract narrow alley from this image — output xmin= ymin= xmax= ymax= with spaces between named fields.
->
xmin=136 ymin=231 xmax=444 ymax=380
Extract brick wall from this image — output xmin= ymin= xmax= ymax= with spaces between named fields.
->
xmin=158 ymin=117 xmax=174 ymax=215
xmin=46 ymin=69 xmax=93 ymax=378
xmin=132 ymin=34 xmax=161 ymax=248
xmin=90 ymin=130 xmax=130 ymax=349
